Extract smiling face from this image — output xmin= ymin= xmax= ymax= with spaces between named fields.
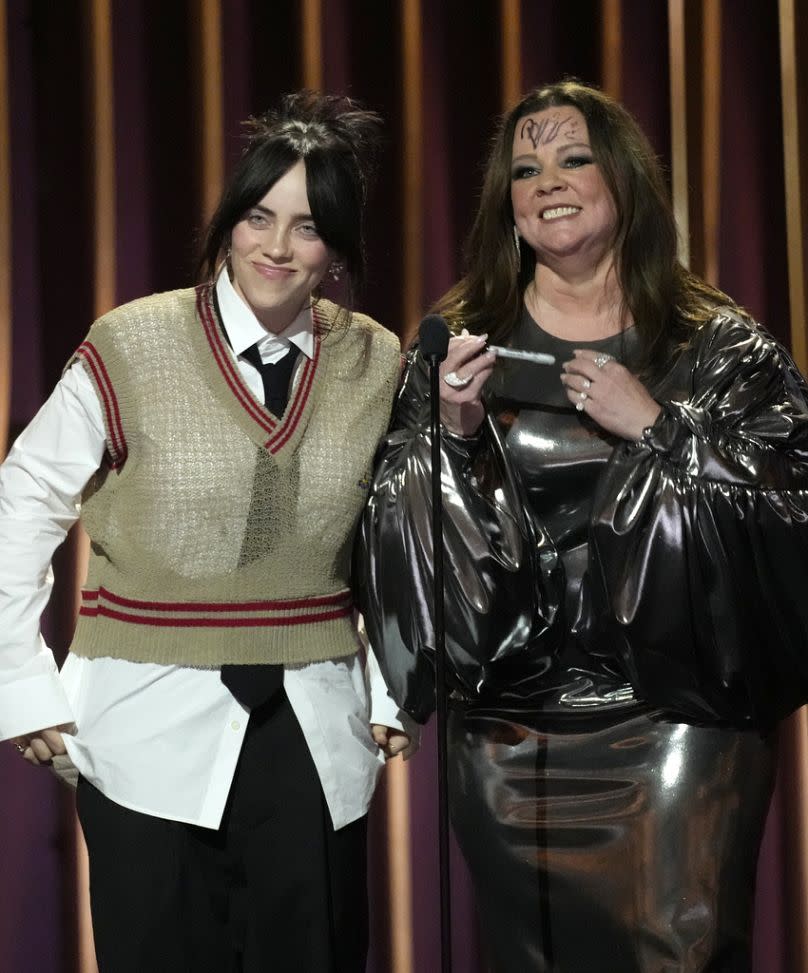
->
xmin=510 ymin=106 xmax=617 ymax=271
xmin=229 ymin=159 xmax=334 ymax=333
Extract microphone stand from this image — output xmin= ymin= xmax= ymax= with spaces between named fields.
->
xmin=426 ymin=352 xmax=452 ymax=973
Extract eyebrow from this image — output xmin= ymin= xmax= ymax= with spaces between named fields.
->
xmin=511 ymin=143 xmax=593 ymax=164
xmin=249 ymin=204 xmax=315 ymax=221
xmin=512 ymin=141 xmax=592 ymax=157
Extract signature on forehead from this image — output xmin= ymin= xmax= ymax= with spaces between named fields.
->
xmin=518 ymin=115 xmax=577 ymax=150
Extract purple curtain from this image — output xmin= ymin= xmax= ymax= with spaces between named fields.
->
xmin=1 ymin=2 xmax=802 ymax=970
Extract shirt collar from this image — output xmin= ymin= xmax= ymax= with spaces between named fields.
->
xmin=215 ymin=268 xmax=315 ymax=362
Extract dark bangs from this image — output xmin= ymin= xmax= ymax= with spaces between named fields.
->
xmin=200 ymin=140 xmax=302 ymax=280
xmin=303 ymin=146 xmax=365 ymax=290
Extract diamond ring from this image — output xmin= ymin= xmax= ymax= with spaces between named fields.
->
xmin=576 ymin=391 xmax=588 ymax=412
xmin=443 ymin=371 xmax=473 ymax=389
xmin=594 ymin=353 xmax=613 ymax=369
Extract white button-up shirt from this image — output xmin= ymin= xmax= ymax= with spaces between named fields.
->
xmin=0 ymin=274 xmax=410 ymax=830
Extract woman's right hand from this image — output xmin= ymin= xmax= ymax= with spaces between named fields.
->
xmin=11 ymin=724 xmax=74 ymax=766
xmin=438 ymin=331 xmax=496 ymax=437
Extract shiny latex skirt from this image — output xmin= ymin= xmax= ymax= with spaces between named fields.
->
xmin=449 ymin=707 xmax=774 ymax=973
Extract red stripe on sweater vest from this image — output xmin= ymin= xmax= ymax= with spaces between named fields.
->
xmin=195 ymin=287 xmax=277 ymax=435
xmin=78 ymin=585 xmax=353 ymax=629
xmin=81 ymin=586 xmax=351 ymax=613
xmin=263 ymin=300 xmax=330 ymax=453
xmin=78 ymin=604 xmax=352 ymax=628
xmin=76 ymin=342 xmax=127 ymax=467
xmin=265 ymin=341 xmax=319 ymax=453
xmin=196 ymin=285 xmax=319 ymax=454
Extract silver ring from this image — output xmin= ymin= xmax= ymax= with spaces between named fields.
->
xmin=443 ymin=371 xmax=473 ymax=389
xmin=14 ymin=744 xmax=25 ymax=754
xmin=594 ymin=353 xmax=613 ymax=369
xmin=575 ymin=400 xmax=586 ymax=412
xmin=582 ymin=378 xmax=592 ymax=389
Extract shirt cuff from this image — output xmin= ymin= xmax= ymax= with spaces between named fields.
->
xmin=0 ymin=669 xmax=75 ymax=740
xmin=366 ymin=646 xmax=421 ymax=746
xmin=635 ymin=404 xmax=682 ymax=455
xmin=369 ymin=692 xmax=421 ymax=740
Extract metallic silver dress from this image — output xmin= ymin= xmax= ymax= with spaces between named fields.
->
xmin=357 ymin=308 xmax=808 ymax=972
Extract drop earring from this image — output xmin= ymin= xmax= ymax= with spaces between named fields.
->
xmin=513 ymin=225 xmax=521 ymax=258
xmin=329 ymin=261 xmax=343 ymax=282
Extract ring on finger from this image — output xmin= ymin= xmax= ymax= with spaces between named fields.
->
xmin=443 ymin=371 xmax=473 ymax=389
xmin=594 ymin=353 xmax=613 ymax=369
xmin=576 ymin=390 xmax=588 ymax=412
xmin=582 ymin=378 xmax=592 ymax=389
xmin=14 ymin=744 xmax=25 ymax=754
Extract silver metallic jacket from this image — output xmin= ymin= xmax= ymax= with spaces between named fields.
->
xmin=356 ymin=309 xmax=808 ymax=730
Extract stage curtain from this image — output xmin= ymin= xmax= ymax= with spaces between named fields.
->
xmin=1 ymin=2 xmax=806 ymax=971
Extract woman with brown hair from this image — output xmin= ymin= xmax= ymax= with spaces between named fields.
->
xmin=359 ymin=80 xmax=808 ymax=971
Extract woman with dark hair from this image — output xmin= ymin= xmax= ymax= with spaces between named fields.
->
xmin=0 ymin=91 xmax=412 ymax=972
xmin=358 ymin=79 xmax=808 ymax=971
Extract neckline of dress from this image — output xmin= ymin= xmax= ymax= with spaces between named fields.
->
xmin=521 ymin=303 xmax=635 ymax=347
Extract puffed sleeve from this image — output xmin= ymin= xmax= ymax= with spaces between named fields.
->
xmin=589 ymin=310 xmax=808 ymax=728
xmin=354 ymin=349 xmax=562 ymax=723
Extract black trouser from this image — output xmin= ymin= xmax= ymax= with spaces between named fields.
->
xmin=76 ymin=691 xmax=369 ymax=973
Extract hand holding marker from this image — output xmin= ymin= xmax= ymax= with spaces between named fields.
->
xmin=457 ymin=327 xmax=555 ymax=367
xmin=487 ymin=345 xmax=555 ymax=366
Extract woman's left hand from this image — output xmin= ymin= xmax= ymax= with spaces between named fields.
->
xmin=561 ymin=349 xmax=662 ymax=441
xmin=371 ymin=724 xmax=414 ymax=760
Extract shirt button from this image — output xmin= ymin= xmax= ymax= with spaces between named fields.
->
xmin=231 ymin=720 xmax=240 ymax=731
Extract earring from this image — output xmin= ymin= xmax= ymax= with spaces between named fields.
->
xmin=329 ymin=261 xmax=343 ymax=282
xmin=513 ymin=225 xmax=521 ymax=258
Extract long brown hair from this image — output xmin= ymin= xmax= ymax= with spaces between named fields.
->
xmin=434 ymin=79 xmax=735 ymax=375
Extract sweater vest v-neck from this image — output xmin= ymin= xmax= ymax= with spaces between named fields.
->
xmin=67 ymin=285 xmax=400 ymax=667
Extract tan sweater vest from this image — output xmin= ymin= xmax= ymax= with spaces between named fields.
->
xmin=67 ymin=285 xmax=400 ymax=666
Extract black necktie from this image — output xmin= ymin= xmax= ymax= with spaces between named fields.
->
xmin=220 ymin=342 xmax=301 ymax=708
xmin=240 ymin=341 xmax=300 ymax=417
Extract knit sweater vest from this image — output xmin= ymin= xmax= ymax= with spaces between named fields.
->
xmin=67 ymin=285 xmax=400 ymax=667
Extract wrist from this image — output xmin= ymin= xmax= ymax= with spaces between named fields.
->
xmin=633 ymin=404 xmax=675 ymax=453
xmin=441 ymin=424 xmax=483 ymax=443
xmin=632 ymin=404 xmax=662 ymax=442
xmin=440 ymin=402 xmax=485 ymax=439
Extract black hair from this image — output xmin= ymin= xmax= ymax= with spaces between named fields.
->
xmin=200 ymin=90 xmax=383 ymax=314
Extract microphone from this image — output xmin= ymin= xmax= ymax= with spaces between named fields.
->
xmin=416 ymin=309 xmax=454 ymax=972
xmin=418 ymin=314 xmax=450 ymax=363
